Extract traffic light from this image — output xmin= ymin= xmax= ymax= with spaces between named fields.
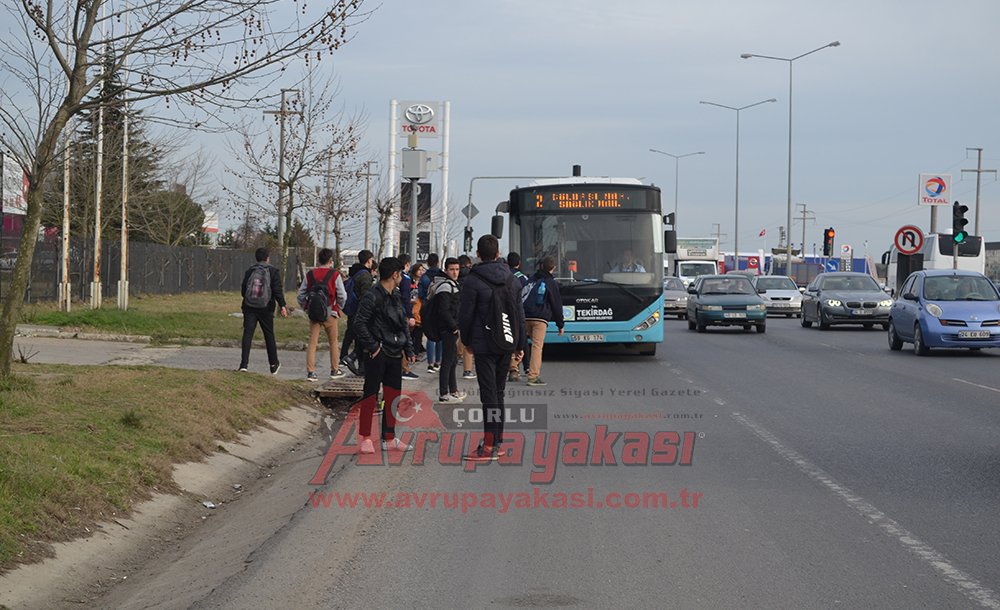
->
xmin=952 ymin=201 xmax=969 ymax=244
xmin=822 ymin=227 xmax=836 ymax=257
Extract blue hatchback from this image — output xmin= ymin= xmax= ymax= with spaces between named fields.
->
xmin=888 ymin=270 xmax=1000 ymax=355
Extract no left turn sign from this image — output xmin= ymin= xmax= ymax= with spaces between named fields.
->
xmin=894 ymin=225 xmax=924 ymax=255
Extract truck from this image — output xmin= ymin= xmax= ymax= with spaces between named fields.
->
xmin=665 ymin=237 xmax=722 ymax=287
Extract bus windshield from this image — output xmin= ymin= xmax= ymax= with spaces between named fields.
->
xmin=517 ymin=213 xmax=661 ymax=287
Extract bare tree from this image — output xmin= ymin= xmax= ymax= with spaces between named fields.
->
xmin=224 ymin=72 xmax=364 ymax=273
xmin=0 ymin=0 xmax=370 ymax=375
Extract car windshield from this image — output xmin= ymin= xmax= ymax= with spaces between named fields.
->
xmin=663 ymin=278 xmax=685 ymax=291
xmin=700 ymin=278 xmax=754 ymax=295
xmin=820 ymin=276 xmax=881 ymax=291
xmin=756 ymin=277 xmax=797 ymax=291
xmin=922 ymin=276 xmax=1000 ymax=301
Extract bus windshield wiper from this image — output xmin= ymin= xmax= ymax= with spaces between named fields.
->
xmin=570 ymin=280 xmax=645 ymax=303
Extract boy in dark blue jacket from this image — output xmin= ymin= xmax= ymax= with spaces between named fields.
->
xmin=522 ymin=256 xmax=564 ymax=386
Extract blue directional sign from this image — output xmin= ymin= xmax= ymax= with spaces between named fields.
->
xmin=825 ymin=259 xmax=840 ymax=272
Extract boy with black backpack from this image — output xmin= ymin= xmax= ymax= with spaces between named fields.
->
xmin=458 ymin=235 xmax=526 ymax=461
xmin=522 ymin=255 xmax=565 ymax=386
xmin=297 ymin=248 xmax=347 ymax=382
xmin=239 ymin=248 xmax=288 ymax=374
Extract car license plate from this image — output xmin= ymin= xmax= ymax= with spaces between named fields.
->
xmin=851 ymin=309 xmax=873 ymax=316
xmin=569 ymin=334 xmax=605 ymax=342
xmin=723 ymin=312 xmax=746 ymax=319
xmin=958 ymin=330 xmax=991 ymax=339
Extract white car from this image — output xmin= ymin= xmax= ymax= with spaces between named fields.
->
xmin=755 ymin=275 xmax=803 ymax=318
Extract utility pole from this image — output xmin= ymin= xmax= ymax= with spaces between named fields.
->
xmin=795 ymin=203 xmax=816 ymax=256
xmin=90 ymin=3 xmax=107 ymax=309
xmin=961 ymin=147 xmax=996 ymax=236
xmin=264 ymin=88 xmax=302 ymax=275
xmin=117 ymin=1 xmax=131 ymax=310
xmin=360 ymin=160 xmax=378 ymax=251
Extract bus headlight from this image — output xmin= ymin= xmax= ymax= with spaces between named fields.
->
xmin=634 ymin=310 xmax=661 ymax=331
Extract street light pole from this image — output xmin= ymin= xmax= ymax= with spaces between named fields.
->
xmin=699 ymin=98 xmax=776 ymax=271
xmin=648 ymin=149 xmax=704 ymax=233
xmin=742 ymin=40 xmax=840 ymax=276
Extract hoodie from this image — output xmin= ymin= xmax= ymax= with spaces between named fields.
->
xmin=458 ymin=259 xmax=527 ymax=355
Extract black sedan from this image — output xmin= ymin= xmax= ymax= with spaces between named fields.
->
xmin=800 ymin=272 xmax=893 ymax=330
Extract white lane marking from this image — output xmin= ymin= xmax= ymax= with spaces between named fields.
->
xmin=731 ymin=412 xmax=1000 ymax=610
xmin=952 ymin=378 xmax=1000 ymax=394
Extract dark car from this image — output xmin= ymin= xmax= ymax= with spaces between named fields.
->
xmin=888 ymin=269 xmax=1000 ymax=355
xmin=686 ymin=275 xmax=767 ymax=333
xmin=801 ymin=272 xmax=893 ymax=330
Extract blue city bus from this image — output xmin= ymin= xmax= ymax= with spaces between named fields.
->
xmin=500 ymin=174 xmax=664 ymax=355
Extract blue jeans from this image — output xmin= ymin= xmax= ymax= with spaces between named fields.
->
xmin=426 ymin=339 xmax=441 ymax=364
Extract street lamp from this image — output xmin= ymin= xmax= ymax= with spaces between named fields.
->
xmin=741 ymin=40 xmax=840 ymax=275
xmin=699 ymin=98 xmax=776 ymax=271
xmin=649 ymin=149 xmax=704 ymax=233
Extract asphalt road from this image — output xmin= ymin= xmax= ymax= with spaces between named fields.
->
xmin=61 ymin=317 xmax=1000 ymax=608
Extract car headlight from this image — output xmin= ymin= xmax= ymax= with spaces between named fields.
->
xmin=825 ymin=299 xmax=842 ymax=307
xmin=703 ymin=305 xmax=723 ymax=311
xmin=878 ymin=299 xmax=893 ymax=308
xmin=746 ymin=304 xmax=766 ymax=311
xmin=926 ymin=303 xmax=942 ymax=318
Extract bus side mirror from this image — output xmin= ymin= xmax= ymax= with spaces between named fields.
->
xmin=491 ymin=215 xmax=504 ymax=239
xmin=665 ymin=230 xmax=677 ymax=254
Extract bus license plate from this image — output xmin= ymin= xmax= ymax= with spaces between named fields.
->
xmin=723 ymin=312 xmax=746 ymax=319
xmin=570 ymin=334 xmax=605 ymax=342
xmin=851 ymin=309 xmax=873 ymax=316
xmin=958 ymin=330 xmax=990 ymax=339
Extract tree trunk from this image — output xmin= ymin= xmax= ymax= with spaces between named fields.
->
xmin=0 ymin=109 xmax=71 ymax=376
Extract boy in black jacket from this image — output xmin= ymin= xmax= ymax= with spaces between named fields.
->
xmin=353 ymin=257 xmax=417 ymax=454
xmin=458 ymin=235 xmax=526 ymax=461
xmin=239 ymin=248 xmax=288 ymax=374
xmin=431 ymin=258 xmax=465 ymax=403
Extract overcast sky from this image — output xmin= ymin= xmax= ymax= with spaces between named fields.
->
xmin=222 ymin=0 xmax=1000 ymax=257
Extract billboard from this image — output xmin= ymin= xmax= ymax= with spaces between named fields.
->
xmin=1 ymin=152 xmax=28 ymax=216
xmin=918 ymin=173 xmax=952 ymax=206
xmin=400 ymin=181 xmax=432 ymax=224
xmin=398 ymin=100 xmax=440 ymax=138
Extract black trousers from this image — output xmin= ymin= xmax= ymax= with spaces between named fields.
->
xmin=360 ymin=351 xmax=402 ymax=439
xmin=439 ymin=331 xmax=458 ymax=397
xmin=240 ymin=307 xmax=278 ymax=368
xmin=473 ymin=351 xmax=513 ymax=447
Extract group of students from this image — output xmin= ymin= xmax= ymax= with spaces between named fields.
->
xmin=237 ymin=235 xmax=565 ymax=461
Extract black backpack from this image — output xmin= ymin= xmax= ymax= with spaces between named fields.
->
xmin=243 ymin=264 xmax=271 ymax=309
xmin=474 ymin=269 xmax=518 ymax=353
xmin=306 ymin=269 xmax=335 ymax=323
xmin=421 ymin=282 xmax=442 ymax=342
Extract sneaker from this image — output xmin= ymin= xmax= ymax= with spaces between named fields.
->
xmin=381 ymin=438 xmax=413 ymax=452
xmin=507 ymin=371 xmax=519 ymax=383
xmin=402 ymin=371 xmax=420 ymax=380
xmin=526 ymin=377 xmax=546 ymax=386
xmin=359 ymin=439 xmax=376 ymax=454
xmin=238 ymin=367 xmax=248 ymax=372
xmin=306 ymin=371 xmax=318 ymax=382
xmin=463 ymin=442 xmax=498 ymax=462
xmin=269 ymin=363 xmax=281 ymax=375
xmin=463 ymin=370 xmax=477 ymax=379
xmin=330 ymin=369 xmax=345 ymax=379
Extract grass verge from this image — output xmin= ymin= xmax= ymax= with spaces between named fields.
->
xmin=19 ymin=291 xmax=342 ymax=344
xmin=0 ymin=362 xmax=312 ymax=571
